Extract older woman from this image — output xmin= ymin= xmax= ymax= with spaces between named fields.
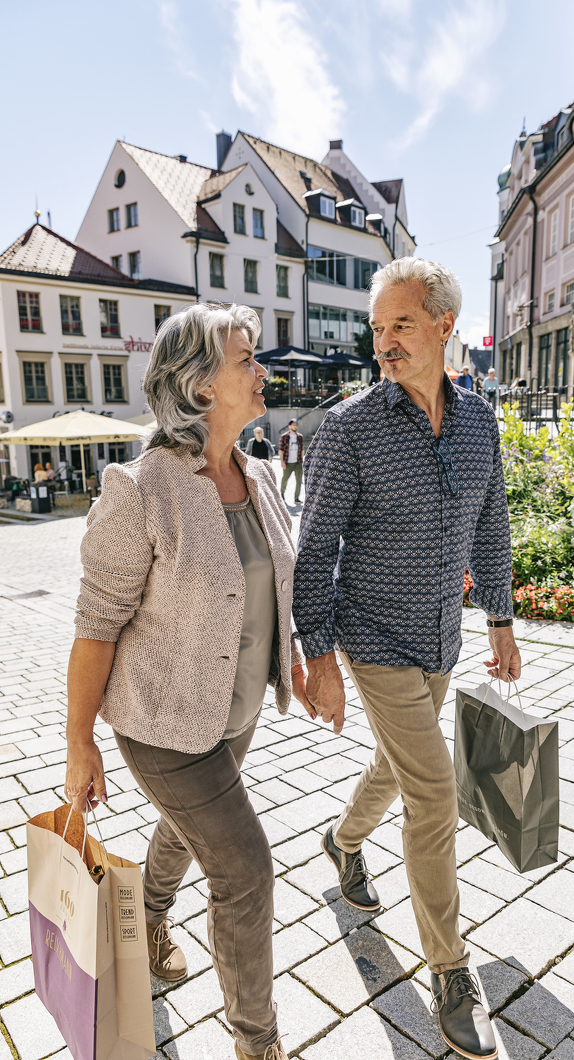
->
xmin=65 ymin=303 xmax=313 ymax=1060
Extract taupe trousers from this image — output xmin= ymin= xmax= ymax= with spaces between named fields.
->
xmin=114 ymin=719 xmax=277 ymax=1057
xmin=333 ymin=654 xmax=469 ymax=975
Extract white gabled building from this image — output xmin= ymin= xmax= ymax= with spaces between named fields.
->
xmin=0 ymin=223 xmax=194 ymax=483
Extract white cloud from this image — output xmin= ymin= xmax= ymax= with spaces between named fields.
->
xmin=156 ymin=0 xmax=199 ymax=80
xmin=458 ymin=314 xmax=491 ymax=349
xmin=228 ymin=0 xmax=345 ymax=157
xmin=380 ymin=0 xmax=506 ymax=150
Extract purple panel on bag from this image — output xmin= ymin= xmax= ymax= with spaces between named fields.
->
xmin=29 ymin=902 xmax=97 ymax=1060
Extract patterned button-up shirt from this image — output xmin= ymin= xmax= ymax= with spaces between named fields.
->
xmin=293 ymin=374 xmax=513 ymax=673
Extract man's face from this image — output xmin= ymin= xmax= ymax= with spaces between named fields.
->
xmin=370 ymin=282 xmax=454 ymax=389
xmin=254 ymin=428 xmax=264 ymax=440
xmin=289 ymin=422 xmax=298 ymax=433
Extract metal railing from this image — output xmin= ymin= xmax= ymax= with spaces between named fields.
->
xmin=498 ymin=387 xmax=572 ymax=433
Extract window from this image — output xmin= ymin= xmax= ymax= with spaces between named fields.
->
xmin=128 ymin=251 xmax=141 ymax=280
xmin=538 ymin=333 xmax=552 ymax=388
xmin=244 ymin=259 xmax=258 ymax=294
xmin=351 ymin=206 xmax=365 ymax=228
xmin=354 ymin=259 xmax=378 ymax=290
xmin=253 ymin=208 xmax=264 ymax=239
xmin=154 ymin=304 xmax=171 ymax=331
xmin=306 ymin=246 xmax=378 ymax=290
xmin=308 ymin=304 xmax=349 ymax=342
xmin=546 ymin=290 xmax=555 ymax=313
xmin=549 ymin=209 xmax=558 ymax=257
xmin=18 ymin=290 xmax=42 ymax=332
xmin=276 ymin=265 xmax=289 ymax=298
xmin=111 ymin=255 xmax=123 ymax=271
xmin=60 ymin=295 xmax=82 ymax=335
xmin=569 ymin=197 xmax=574 ymax=245
xmin=103 ymin=363 xmax=125 ymax=402
xmin=126 ymin=203 xmax=138 ymax=228
xmin=99 ymin=299 xmax=120 ymax=337
xmin=277 ymin=318 xmax=290 ymax=347
xmin=209 ymin=253 xmax=225 ymax=288
xmin=515 ymin=341 xmax=522 ymax=378
xmin=319 ymin=196 xmax=335 ymax=219
xmin=65 ymin=363 xmax=88 ymax=402
xmin=351 ymin=313 xmax=367 ymax=339
xmin=565 ymin=281 xmax=574 ymax=306
xmin=555 ymin=328 xmax=570 ymax=390
xmin=115 ymin=169 xmax=126 ymax=188
xmin=97 ymin=443 xmax=105 ymax=459
xmin=233 ymin=203 xmax=246 ymax=235
xmin=23 ymin=361 xmax=48 ymax=402
xmin=108 ymin=208 xmax=120 ymax=233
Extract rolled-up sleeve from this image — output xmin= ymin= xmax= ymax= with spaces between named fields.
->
xmin=468 ymin=413 xmax=514 ymax=619
xmin=293 ymin=412 xmax=359 ymax=657
xmin=75 ymin=464 xmax=154 ymax=642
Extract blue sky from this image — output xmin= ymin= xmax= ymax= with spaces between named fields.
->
xmin=2 ymin=0 xmax=574 ymax=346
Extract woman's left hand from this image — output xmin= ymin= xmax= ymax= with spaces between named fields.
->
xmin=291 ymin=666 xmax=317 ymax=720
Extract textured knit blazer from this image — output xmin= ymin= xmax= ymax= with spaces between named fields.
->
xmin=75 ymin=444 xmax=304 ymax=753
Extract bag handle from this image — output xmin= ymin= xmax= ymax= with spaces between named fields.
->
xmin=62 ymin=801 xmax=110 ymax=866
xmin=486 ymin=676 xmax=526 ymax=720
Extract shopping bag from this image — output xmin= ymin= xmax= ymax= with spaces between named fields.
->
xmin=455 ymin=681 xmax=559 ymax=873
xmin=27 ymin=803 xmax=156 ymax=1060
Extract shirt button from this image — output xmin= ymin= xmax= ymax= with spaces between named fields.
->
xmin=281 ymin=579 xmax=289 ymax=591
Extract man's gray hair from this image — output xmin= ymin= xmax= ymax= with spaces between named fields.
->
xmin=369 ymin=258 xmax=462 ymax=322
xmin=143 ymin=302 xmax=261 ymax=454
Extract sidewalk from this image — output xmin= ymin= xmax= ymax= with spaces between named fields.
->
xmin=0 ymin=498 xmax=573 ymax=1059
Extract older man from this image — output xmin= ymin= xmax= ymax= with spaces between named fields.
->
xmin=245 ymin=425 xmax=274 ymax=462
xmin=293 ymin=258 xmax=521 ymax=1060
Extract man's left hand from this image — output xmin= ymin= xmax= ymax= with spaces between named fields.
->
xmin=482 ymin=626 xmax=521 ymax=682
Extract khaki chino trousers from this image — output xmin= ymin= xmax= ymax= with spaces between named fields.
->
xmin=333 ymin=654 xmax=469 ymax=975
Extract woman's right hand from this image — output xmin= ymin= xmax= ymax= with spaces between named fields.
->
xmin=65 ymin=741 xmax=107 ymax=813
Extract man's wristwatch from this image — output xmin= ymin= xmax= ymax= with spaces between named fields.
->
xmin=486 ymin=618 xmax=513 ymax=628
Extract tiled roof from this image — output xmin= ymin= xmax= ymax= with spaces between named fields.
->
xmin=120 ymin=142 xmax=212 ymax=229
xmin=199 ymin=165 xmax=246 ymax=202
xmin=276 ymin=220 xmax=305 ymax=258
xmin=372 ymin=179 xmax=402 ymax=205
xmin=0 ymin=223 xmax=133 ymax=282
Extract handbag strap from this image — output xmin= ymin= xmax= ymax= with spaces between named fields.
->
xmin=62 ymin=801 xmax=109 ymax=865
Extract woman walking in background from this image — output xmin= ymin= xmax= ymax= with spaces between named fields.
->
xmin=64 ymin=302 xmax=313 ymax=1060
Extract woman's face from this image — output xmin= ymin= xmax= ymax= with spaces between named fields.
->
xmin=207 ymin=329 xmax=267 ymax=427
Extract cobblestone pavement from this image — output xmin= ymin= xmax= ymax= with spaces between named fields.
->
xmin=1 ymin=470 xmax=574 ymax=1060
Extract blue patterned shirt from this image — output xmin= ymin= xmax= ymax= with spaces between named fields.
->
xmin=293 ymin=375 xmax=513 ymax=673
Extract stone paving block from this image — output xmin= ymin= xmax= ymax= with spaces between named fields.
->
xmin=167 ymin=966 xmax=223 ymax=1025
xmin=373 ymin=900 xmax=424 ymax=960
xmin=0 ymin=1034 xmax=13 ymax=1060
xmin=16 ymin=763 xmax=65 ymax=793
xmin=96 ymin=808 xmax=146 ymax=840
xmin=307 ymin=755 xmax=362 ymax=783
xmin=272 ymin=922 xmax=326 ymax=975
xmin=0 ymin=800 xmax=28 ymax=830
xmin=300 ymin=1003 xmax=430 ymax=1060
xmin=2 ymin=990 xmax=65 ymax=1060
xmin=172 ymin=885 xmax=207 ymax=923
xmin=152 ymin=996 xmax=187 ymax=1045
xmin=415 ymin=941 xmax=528 ymax=1013
xmin=105 ymin=829 xmax=150 ymax=865
xmin=363 ymin=840 xmax=402 ymax=878
xmin=0 ymin=870 xmax=29 ymax=914
xmin=14 ymin=733 xmax=67 ymax=756
xmin=273 ymin=829 xmax=324 ymax=869
xmin=372 ymin=978 xmax=447 ymax=1058
xmin=559 ymin=827 xmax=574 ymax=856
xmin=258 ymin=811 xmax=296 ymax=847
xmin=273 ymin=877 xmax=319 ymax=925
xmin=527 ymin=869 xmax=574 ymax=921
xmin=18 ymin=790 xmax=64 ymax=817
xmin=181 ymin=912 xmax=209 ymax=951
xmin=468 ymin=898 xmax=574 ymax=976
xmin=193 ymin=878 xmax=209 ymax=898
xmin=459 ymin=859 xmax=530 ymax=901
xmin=492 ymin=1016 xmax=546 ymax=1060
xmin=295 ymin=926 xmax=419 ymax=1014
xmin=458 ymin=879 xmax=506 ymax=924
xmin=274 ymin=971 xmax=340 ymax=1053
xmin=282 ymin=767 xmax=330 ymax=794
xmin=0 ymin=832 xmax=14 ymax=855
xmin=376 ymin=862 xmax=411 ymax=910
xmin=503 ymin=975 xmax=574 ymax=1047
xmin=248 ymin=727 xmax=287 ymax=751
xmin=105 ymin=789 xmax=147 ymax=814
xmin=455 ymin=826 xmax=495 ymax=864
xmin=554 ymin=949 xmax=574 ymax=986
xmin=271 ymin=735 xmax=315 ymax=758
xmin=272 ymin=717 xmax=317 ymax=740
xmin=323 ymin=777 xmax=359 ymax=803
xmin=343 ymin=743 xmax=374 ymax=765
xmin=0 ymin=845 xmax=27 ymax=875
xmin=480 ymin=841 xmax=568 ymax=882
xmin=270 ymin=791 xmax=343 ymax=832
xmin=244 ymin=761 xmax=286 ymax=782
xmin=163 ymin=1018 xmax=232 ymax=1060
xmin=0 ymin=776 xmax=27 ymax=803
xmin=105 ymin=766 xmax=141 ymax=792
xmin=247 ymin=790 xmax=275 ymax=814
xmin=169 ymin=926 xmax=212 ymax=977
xmin=251 ymin=778 xmax=302 ymax=806
xmin=0 ymin=957 xmax=35 ymax=1005
xmin=303 ymin=896 xmax=377 ymax=942
xmin=369 ymin=821 xmax=405 ymax=858
xmin=135 ymin=801 xmax=161 ymax=824
xmin=545 ymin=1037 xmax=574 ymax=1060
xmin=242 ymin=748 xmax=277 ymax=767
xmin=7 ymin=825 xmax=28 ymax=848
xmin=0 ymin=910 xmax=30 ymax=963
xmin=284 ymin=855 xmax=340 ymax=905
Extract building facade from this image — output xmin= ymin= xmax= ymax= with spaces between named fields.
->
xmin=491 ymin=106 xmax=574 ymax=393
xmin=0 ymin=223 xmax=194 ymax=482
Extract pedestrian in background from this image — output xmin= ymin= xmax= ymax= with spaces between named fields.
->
xmin=33 ymin=463 xmax=47 ymax=482
xmin=45 ymin=462 xmax=55 ymax=481
xmin=279 ymin=419 xmax=304 ymax=503
xmin=294 ymin=257 xmax=520 ymax=1060
xmin=481 ymin=366 xmax=499 ymax=408
xmin=65 ymin=302 xmax=313 ymax=1060
xmin=456 ymin=364 xmax=473 ymax=390
xmin=245 ymin=425 xmax=274 ymax=462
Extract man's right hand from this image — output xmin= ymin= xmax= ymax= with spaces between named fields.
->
xmin=305 ymin=651 xmax=346 ymax=734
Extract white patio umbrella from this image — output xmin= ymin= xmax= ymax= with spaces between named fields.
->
xmin=1 ymin=410 xmax=147 ymax=492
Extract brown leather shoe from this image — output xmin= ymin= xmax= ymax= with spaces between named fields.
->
xmin=146 ymin=917 xmax=187 ymax=981
xmin=235 ymin=1039 xmax=288 ymax=1060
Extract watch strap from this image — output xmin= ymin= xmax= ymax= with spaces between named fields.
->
xmin=486 ymin=618 xmax=513 ymax=628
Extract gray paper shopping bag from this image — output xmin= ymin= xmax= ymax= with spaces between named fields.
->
xmin=455 ymin=682 xmax=559 ymax=873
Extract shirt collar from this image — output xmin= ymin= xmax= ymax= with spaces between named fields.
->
xmin=383 ymin=371 xmax=459 ymax=413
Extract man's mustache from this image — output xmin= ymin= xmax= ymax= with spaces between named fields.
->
xmin=377 ymin=350 xmax=412 ymax=362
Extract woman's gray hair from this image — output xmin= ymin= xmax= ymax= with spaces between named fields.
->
xmin=143 ymin=302 xmax=261 ymax=454
xmin=369 ymin=258 xmax=462 ymax=322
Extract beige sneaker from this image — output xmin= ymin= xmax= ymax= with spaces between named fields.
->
xmin=235 ymin=1040 xmax=288 ymax=1060
xmin=146 ymin=917 xmax=187 ymax=981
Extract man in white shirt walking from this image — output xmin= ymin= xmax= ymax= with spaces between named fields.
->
xmin=279 ymin=420 xmax=304 ymax=503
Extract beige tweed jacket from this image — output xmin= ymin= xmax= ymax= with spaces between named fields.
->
xmin=75 ymin=444 xmax=304 ymax=753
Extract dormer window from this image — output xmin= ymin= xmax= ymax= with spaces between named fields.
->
xmin=320 ymin=196 xmax=335 ymax=219
xmin=351 ymin=207 xmax=365 ymax=228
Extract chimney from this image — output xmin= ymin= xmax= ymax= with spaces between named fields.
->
xmin=329 ymin=139 xmax=343 ymax=151
xmin=216 ymin=131 xmax=232 ymax=170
